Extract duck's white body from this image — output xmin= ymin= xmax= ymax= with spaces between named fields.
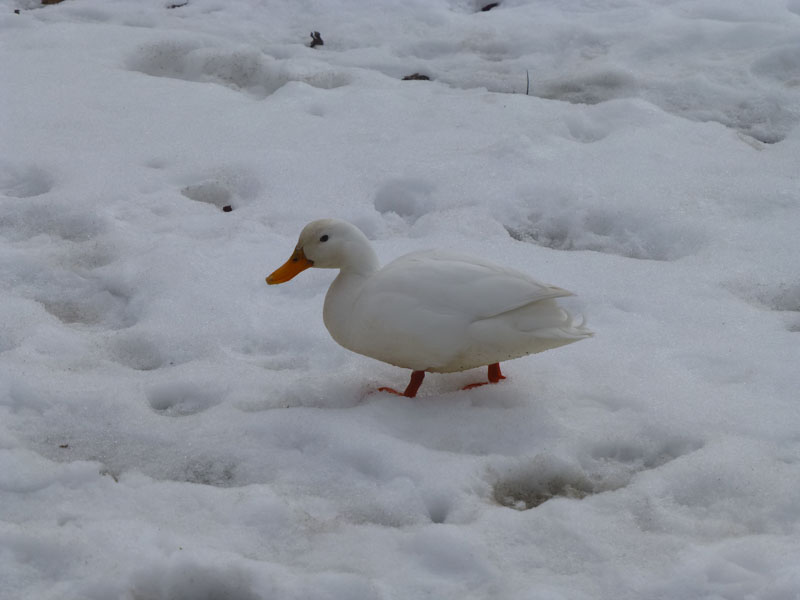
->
xmin=324 ymin=248 xmax=589 ymax=373
xmin=268 ymin=219 xmax=592 ymax=378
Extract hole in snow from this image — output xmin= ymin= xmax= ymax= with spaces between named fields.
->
xmin=41 ymin=296 xmax=121 ymax=327
xmin=727 ymin=280 xmax=800 ymax=314
xmin=128 ymin=561 xmax=260 ymax=600
xmin=491 ymin=436 xmax=704 ymax=510
xmin=727 ymin=280 xmax=800 ymax=333
xmin=534 ymin=70 xmax=638 ymax=106
xmin=33 ymin=271 xmax=133 ymax=330
xmin=424 ymin=495 xmax=452 ymax=524
xmin=490 ymin=455 xmax=608 ymax=510
xmin=181 ymin=180 xmax=233 ymax=209
xmin=109 ymin=334 xmax=166 ymax=371
xmin=147 ymin=382 xmax=223 ymax=416
xmin=0 ymin=162 xmax=54 ymax=198
xmin=176 ymin=458 xmax=237 ymax=487
xmin=178 ymin=166 xmax=262 ymax=210
xmin=373 ymin=178 xmax=437 ymax=224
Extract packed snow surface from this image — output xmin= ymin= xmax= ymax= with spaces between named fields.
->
xmin=2 ymin=0 xmax=800 ymax=598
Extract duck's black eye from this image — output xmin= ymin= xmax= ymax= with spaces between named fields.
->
xmin=320 ymin=235 xmax=329 ymax=242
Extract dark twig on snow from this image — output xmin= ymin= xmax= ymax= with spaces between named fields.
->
xmin=526 ymin=70 xmax=530 ymax=95
xmin=402 ymin=73 xmax=430 ymax=81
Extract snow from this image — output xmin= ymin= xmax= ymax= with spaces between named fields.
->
xmin=1 ymin=0 xmax=800 ymax=598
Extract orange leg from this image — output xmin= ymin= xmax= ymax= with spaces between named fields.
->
xmin=379 ymin=370 xmax=425 ymax=398
xmin=488 ymin=363 xmax=506 ymax=383
xmin=463 ymin=363 xmax=506 ymax=390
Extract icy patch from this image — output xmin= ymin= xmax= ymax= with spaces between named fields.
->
xmin=127 ymin=39 xmax=351 ymax=97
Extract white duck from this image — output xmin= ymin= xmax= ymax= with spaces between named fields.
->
xmin=267 ymin=219 xmax=592 ymax=397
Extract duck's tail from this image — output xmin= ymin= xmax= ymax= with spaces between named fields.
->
xmin=534 ymin=307 xmax=594 ymax=341
xmin=570 ymin=313 xmax=594 ymax=338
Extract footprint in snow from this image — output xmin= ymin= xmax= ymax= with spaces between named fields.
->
xmin=0 ymin=162 xmax=54 ymax=198
xmin=147 ymin=382 xmax=223 ymax=416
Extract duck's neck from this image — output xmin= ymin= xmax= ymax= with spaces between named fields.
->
xmin=340 ymin=238 xmax=380 ymax=277
xmin=323 ymin=244 xmax=379 ymax=349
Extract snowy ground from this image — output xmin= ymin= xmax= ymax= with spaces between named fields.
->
xmin=2 ymin=0 xmax=800 ymax=598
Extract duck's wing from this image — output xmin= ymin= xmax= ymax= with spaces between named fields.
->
xmin=368 ymin=250 xmax=573 ymax=321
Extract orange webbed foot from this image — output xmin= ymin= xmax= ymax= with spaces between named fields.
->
xmin=462 ymin=381 xmax=490 ymax=391
xmin=378 ymin=387 xmax=404 ymax=396
xmin=378 ymin=370 xmax=425 ymax=398
xmin=462 ymin=363 xmax=506 ymax=391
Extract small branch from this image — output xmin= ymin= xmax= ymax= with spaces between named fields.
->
xmin=402 ymin=73 xmax=430 ymax=81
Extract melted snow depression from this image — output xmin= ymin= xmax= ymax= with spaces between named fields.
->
xmin=2 ymin=0 xmax=800 ymax=598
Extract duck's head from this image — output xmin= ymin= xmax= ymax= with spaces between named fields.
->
xmin=266 ymin=219 xmax=377 ymax=284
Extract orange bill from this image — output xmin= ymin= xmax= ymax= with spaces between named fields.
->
xmin=266 ymin=248 xmax=313 ymax=284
